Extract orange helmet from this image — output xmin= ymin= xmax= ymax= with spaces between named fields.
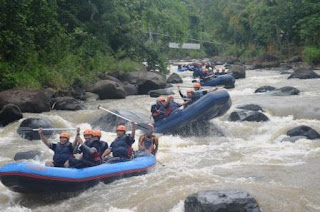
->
xmin=83 ymin=129 xmax=93 ymax=136
xmin=193 ymin=82 xmax=201 ymax=89
xmin=60 ymin=132 xmax=70 ymax=139
xmin=157 ymin=96 xmax=165 ymax=102
xmin=93 ymin=130 xmax=101 ymax=137
xmin=148 ymin=123 xmax=155 ymax=132
xmin=116 ymin=125 xmax=126 ymax=131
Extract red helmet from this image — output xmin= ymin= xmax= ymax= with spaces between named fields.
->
xmin=157 ymin=96 xmax=166 ymax=102
xmin=93 ymin=130 xmax=101 ymax=137
xmin=83 ymin=129 xmax=93 ymax=136
xmin=60 ymin=132 xmax=70 ymax=139
xmin=116 ymin=125 xmax=126 ymax=131
xmin=193 ymin=82 xmax=201 ymax=89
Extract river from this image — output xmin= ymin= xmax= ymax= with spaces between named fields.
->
xmin=0 ymin=65 xmax=319 ymax=212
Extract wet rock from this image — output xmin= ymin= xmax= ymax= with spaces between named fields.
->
xmin=255 ymin=86 xmax=276 ymax=93
xmin=51 ymin=97 xmax=86 ymax=111
xmin=148 ymin=88 xmax=175 ymax=98
xmin=0 ymin=104 xmax=23 ymax=127
xmin=287 ymin=125 xmax=320 ymax=140
xmin=230 ymin=65 xmax=246 ymax=79
xmin=17 ymin=118 xmax=54 ymax=140
xmin=88 ymin=80 xmax=126 ymax=99
xmin=124 ymin=83 xmax=138 ymax=96
xmin=281 ymin=136 xmax=307 ymax=143
xmin=229 ymin=110 xmax=269 ymax=122
xmin=110 ymin=71 xmax=167 ymax=94
xmin=14 ymin=150 xmax=42 ymax=161
xmin=237 ymin=104 xmax=264 ymax=112
xmin=0 ymin=89 xmax=50 ymax=113
xmin=254 ymin=53 xmax=280 ymax=69
xmin=287 ymin=56 xmax=303 ymax=63
xmin=166 ymin=73 xmax=183 ymax=84
xmin=184 ymin=189 xmax=261 ymax=212
xmin=91 ymin=110 xmax=150 ymax=132
xmin=288 ymin=70 xmax=320 ymax=79
xmin=271 ymin=86 xmax=300 ymax=96
xmin=83 ymin=92 xmax=99 ymax=102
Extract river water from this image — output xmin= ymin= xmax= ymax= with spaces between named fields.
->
xmin=0 ymin=65 xmax=319 ymax=212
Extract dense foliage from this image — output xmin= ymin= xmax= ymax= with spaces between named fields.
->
xmin=0 ymin=0 xmax=319 ymax=91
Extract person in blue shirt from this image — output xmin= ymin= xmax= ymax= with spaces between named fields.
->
xmin=39 ymin=129 xmax=75 ymax=167
xmin=101 ymin=122 xmax=136 ymax=161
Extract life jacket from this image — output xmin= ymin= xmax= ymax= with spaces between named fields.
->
xmin=193 ymin=90 xmax=207 ymax=101
xmin=81 ymin=140 xmax=103 ymax=164
xmin=151 ymin=103 xmax=166 ymax=121
xmin=166 ymin=101 xmax=180 ymax=116
xmin=111 ymin=135 xmax=134 ymax=158
xmin=52 ymin=142 xmax=73 ymax=164
xmin=140 ymin=135 xmax=156 ymax=153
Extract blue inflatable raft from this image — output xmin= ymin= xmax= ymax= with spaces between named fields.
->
xmin=200 ymin=74 xmax=235 ymax=88
xmin=0 ymin=155 xmax=156 ymax=193
xmin=154 ymin=89 xmax=231 ymax=134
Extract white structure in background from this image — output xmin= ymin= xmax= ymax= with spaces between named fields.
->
xmin=169 ymin=42 xmax=200 ymax=49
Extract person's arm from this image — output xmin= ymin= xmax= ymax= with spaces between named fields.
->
xmin=38 ymin=128 xmax=51 ymax=148
xmin=131 ymin=121 xmax=136 ymax=139
xmin=72 ymin=127 xmax=81 ymax=149
xmin=138 ymin=136 xmax=146 ymax=150
xmin=81 ymin=142 xmax=97 ymax=154
xmin=153 ymin=137 xmax=159 ymax=155
xmin=101 ymin=148 xmax=111 ymax=158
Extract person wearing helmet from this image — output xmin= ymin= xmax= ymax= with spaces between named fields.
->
xmin=193 ymin=82 xmax=201 ymax=91
xmin=67 ymin=128 xmax=104 ymax=168
xmin=138 ymin=123 xmax=159 ymax=155
xmin=101 ymin=122 xmax=136 ymax=162
xmin=38 ymin=128 xmax=75 ymax=167
xmin=150 ymin=96 xmax=167 ymax=122
xmin=165 ymin=95 xmax=183 ymax=116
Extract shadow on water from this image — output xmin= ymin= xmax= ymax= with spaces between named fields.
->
xmin=170 ymin=120 xmax=226 ymax=137
xmin=13 ymin=191 xmax=83 ymax=208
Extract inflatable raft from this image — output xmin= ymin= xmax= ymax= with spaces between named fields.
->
xmin=0 ymin=154 xmax=156 ymax=193
xmin=154 ymin=89 xmax=231 ymax=134
xmin=200 ymin=74 xmax=235 ymax=88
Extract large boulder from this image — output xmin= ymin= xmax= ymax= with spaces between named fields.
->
xmin=51 ymin=97 xmax=86 ymax=111
xmin=166 ymin=73 xmax=183 ymax=83
xmin=288 ymin=70 xmax=320 ymax=79
xmin=110 ymin=71 xmax=167 ymax=94
xmin=229 ymin=65 xmax=246 ymax=79
xmin=0 ymin=104 xmax=23 ymax=127
xmin=83 ymin=92 xmax=99 ymax=102
xmin=255 ymin=86 xmax=276 ymax=93
xmin=254 ymin=53 xmax=280 ymax=69
xmin=91 ymin=110 xmax=150 ymax=132
xmin=271 ymin=86 xmax=300 ymax=96
xmin=0 ymin=89 xmax=50 ymax=113
xmin=237 ymin=104 xmax=264 ymax=112
xmin=148 ymin=88 xmax=175 ymax=98
xmin=185 ymin=189 xmax=261 ymax=212
xmin=287 ymin=125 xmax=320 ymax=140
xmin=124 ymin=83 xmax=138 ymax=96
xmin=88 ymin=80 xmax=126 ymax=99
xmin=229 ymin=110 xmax=269 ymax=122
xmin=14 ymin=150 xmax=42 ymax=161
xmin=17 ymin=118 xmax=54 ymax=140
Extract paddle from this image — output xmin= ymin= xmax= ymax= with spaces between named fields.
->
xmin=17 ymin=127 xmax=76 ymax=133
xmin=97 ymin=105 xmax=152 ymax=134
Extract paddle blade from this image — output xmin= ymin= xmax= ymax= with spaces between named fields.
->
xmin=137 ymin=123 xmax=153 ymax=135
xmin=149 ymin=92 xmax=161 ymax=98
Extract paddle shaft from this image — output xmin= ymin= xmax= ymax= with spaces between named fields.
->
xmin=97 ymin=105 xmax=152 ymax=133
xmin=19 ymin=127 xmax=76 ymax=132
xmin=98 ymin=105 xmax=133 ymax=123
